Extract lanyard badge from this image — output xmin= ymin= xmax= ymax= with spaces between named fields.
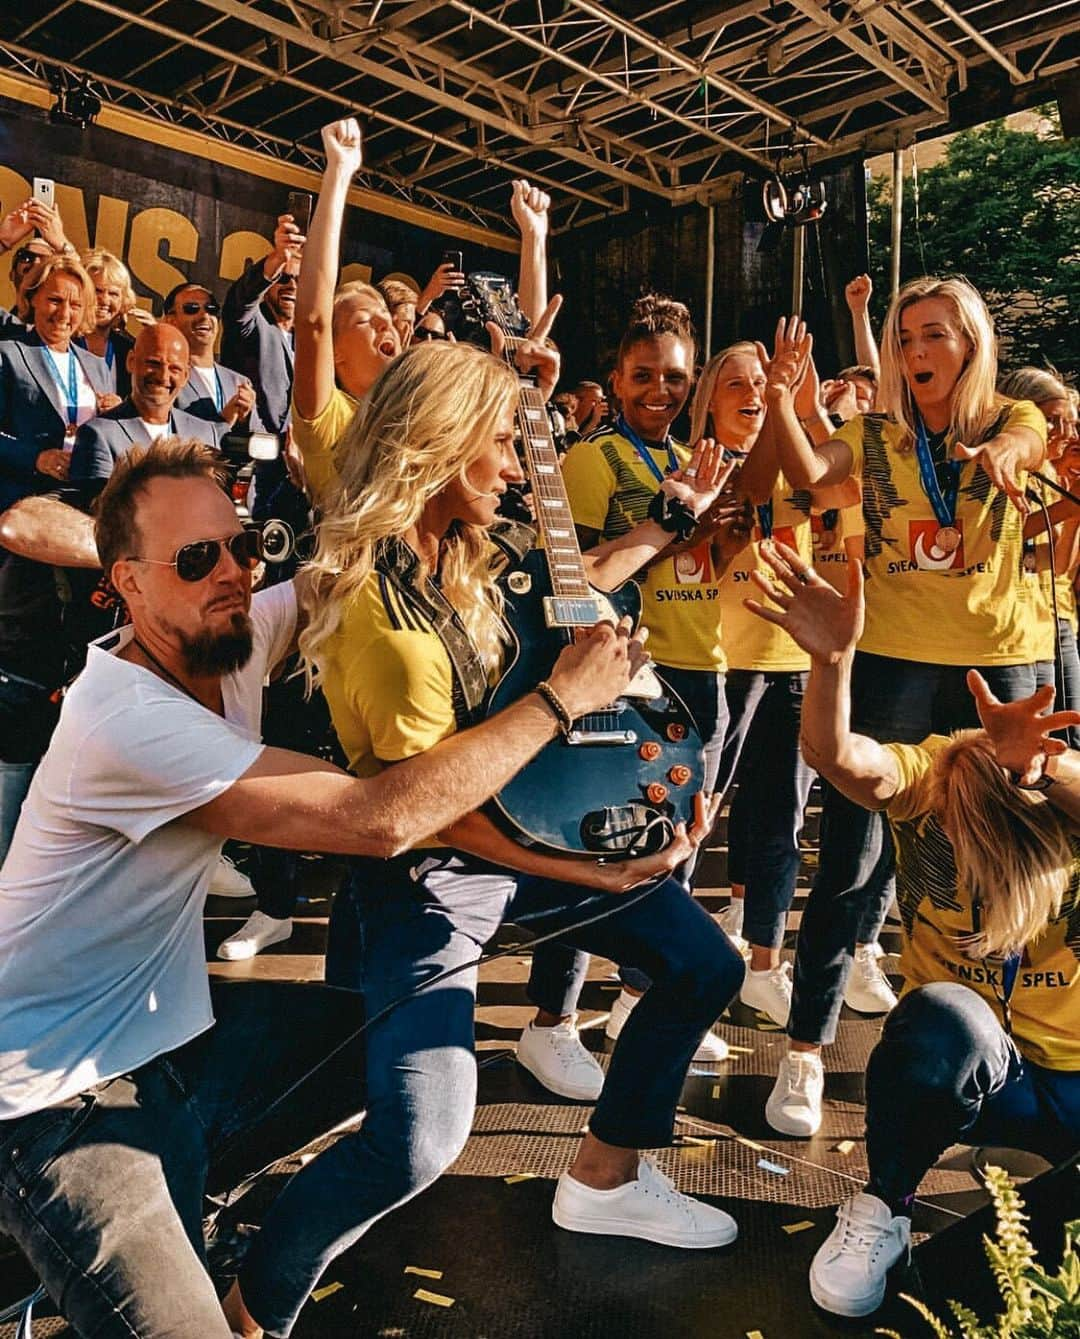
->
xmin=914 ymin=415 xmax=962 ymax=555
xmin=43 ymin=346 xmax=80 ymax=434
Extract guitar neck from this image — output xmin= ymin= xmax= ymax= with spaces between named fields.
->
xmin=515 ymin=381 xmax=600 ymax=627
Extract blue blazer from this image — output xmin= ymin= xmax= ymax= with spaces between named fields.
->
xmin=221 ymin=260 xmax=294 ymax=435
xmin=0 ymin=332 xmax=110 ymax=508
xmin=176 ymin=360 xmax=251 ymax=425
xmin=69 ymin=400 xmax=227 ymax=499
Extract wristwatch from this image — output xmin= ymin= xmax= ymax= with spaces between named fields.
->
xmin=59 ymin=241 xmax=76 ymax=256
xmin=1010 ymin=753 xmax=1060 ymax=790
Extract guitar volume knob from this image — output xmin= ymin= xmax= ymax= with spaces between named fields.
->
xmin=639 ymin=741 xmax=662 ymax=761
xmin=667 ymin=765 xmax=691 ymax=786
xmin=646 ymin=782 xmax=669 ymax=804
xmin=666 ymin=723 xmax=687 ymax=742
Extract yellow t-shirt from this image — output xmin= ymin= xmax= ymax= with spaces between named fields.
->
xmin=291 ymin=387 xmax=359 ymax=504
xmin=1031 ymin=461 xmax=1076 ymax=646
xmin=561 ymin=430 xmax=725 ymax=672
xmin=719 ymin=473 xmax=812 ymax=672
xmin=811 ymin=500 xmax=863 ymax=593
xmin=884 ymin=734 xmax=1080 ymax=1070
xmin=319 ymin=574 xmax=456 ymax=778
xmin=837 ymin=400 xmax=1047 ymax=665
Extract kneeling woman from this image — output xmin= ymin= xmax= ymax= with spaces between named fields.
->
xmin=747 ymin=542 xmax=1080 ymax=1320
xmin=224 ymin=339 xmax=746 ymax=1338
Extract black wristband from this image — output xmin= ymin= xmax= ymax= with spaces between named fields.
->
xmin=647 ymin=489 xmax=697 ymax=543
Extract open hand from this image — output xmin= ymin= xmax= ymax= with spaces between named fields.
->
xmin=744 ymin=539 xmax=864 ymax=665
xmin=967 ymin=671 xmax=1080 ymax=785
xmin=659 ymin=439 xmax=736 ymax=520
xmin=955 ymin=434 xmax=1031 ymax=514
xmin=763 ymin=315 xmax=812 ymax=406
xmin=0 ymin=202 xmax=33 ymax=252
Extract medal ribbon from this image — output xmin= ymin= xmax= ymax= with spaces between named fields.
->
xmin=756 ymin=500 xmax=773 ymax=539
xmin=42 ymin=346 xmax=80 ymax=427
xmin=614 ymin=413 xmax=677 ymax=485
xmin=212 ymin=368 xmax=224 ymax=413
xmin=914 ymin=414 xmax=961 ymax=528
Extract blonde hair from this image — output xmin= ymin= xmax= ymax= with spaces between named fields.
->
xmin=930 ymin=731 xmax=1074 ymax=958
xmin=878 ymin=276 xmax=1003 ymax=452
xmin=80 ymin=248 xmax=137 ymax=323
xmin=997 ymin=365 xmax=1070 ymax=409
xmin=331 ymin=281 xmax=389 ymax=338
xmin=299 ymin=341 xmax=519 ymax=683
xmin=16 ymin=254 xmax=96 ymax=333
xmin=689 ymin=340 xmax=760 ymax=442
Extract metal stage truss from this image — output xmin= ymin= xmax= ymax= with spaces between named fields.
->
xmin=0 ymin=1 xmax=1076 ymax=237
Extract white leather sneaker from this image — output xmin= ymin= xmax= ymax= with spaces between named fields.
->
xmin=516 ymin=1020 xmax=605 ymax=1101
xmin=606 ymin=989 xmax=729 ymax=1062
xmin=208 ymin=854 xmax=255 ymax=898
xmin=216 ymin=911 xmax=292 ymax=960
xmin=553 ymin=1157 xmax=738 ymax=1248
xmin=765 ymin=1049 xmax=824 ymax=1136
xmin=717 ymin=900 xmax=748 ymax=954
xmin=739 ymin=960 xmax=793 ymax=1027
xmin=809 ymin=1191 xmax=911 ymax=1316
xmin=844 ymin=943 xmax=899 ymax=1014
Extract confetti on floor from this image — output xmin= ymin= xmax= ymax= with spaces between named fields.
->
xmin=404 ymin=1266 xmax=443 ymax=1279
xmin=726 ymin=1044 xmax=754 ymax=1054
xmin=757 ymin=1158 xmax=790 ymax=1177
xmin=504 ymin=1172 xmax=537 ymax=1184
xmin=781 ymin=1221 xmax=815 ymax=1235
xmin=834 ymin=1139 xmax=856 ymax=1154
xmin=747 ymin=1330 xmax=766 ymax=1338
xmin=312 ymin=1282 xmax=344 ymax=1302
xmin=736 ymin=1136 xmax=765 ymax=1152
xmin=414 ymin=1288 xmax=455 ymax=1308
xmin=712 ymin=1084 xmax=723 ymax=1099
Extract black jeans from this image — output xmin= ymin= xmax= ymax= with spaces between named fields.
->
xmin=0 ymin=981 xmax=365 ymax=1339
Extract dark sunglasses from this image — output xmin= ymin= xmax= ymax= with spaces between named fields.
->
xmin=178 ymin=299 xmax=220 ymax=316
xmin=13 ymin=248 xmax=40 ymax=267
xmin=129 ymin=529 xmax=263 ymax=582
xmin=273 ymin=273 xmax=298 ymax=286
xmin=412 ymin=326 xmax=449 ymax=342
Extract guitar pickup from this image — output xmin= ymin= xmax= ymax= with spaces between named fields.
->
xmin=543 ymin=596 xmax=601 ymax=627
xmin=566 ymin=727 xmax=637 ymax=746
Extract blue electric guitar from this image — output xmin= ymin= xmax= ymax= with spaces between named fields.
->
xmin=468 ymin=273 xmax=705 ymax=857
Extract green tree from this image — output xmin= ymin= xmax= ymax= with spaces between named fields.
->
xmin=867 ymin=108 xmax=1080 ymax=372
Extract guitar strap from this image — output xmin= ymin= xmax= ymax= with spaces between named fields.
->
xmin=373 ymin=521 xmax=535 ymax=731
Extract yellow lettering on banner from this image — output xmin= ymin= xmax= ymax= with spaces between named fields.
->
xmin=54 ymin=185 xmax=89 ymax=254
xmin=93 ymin=196 xmax=130 ymax=258
xmin=128 ymin=207 xmax=197 ymax=309
xmin=220 ymin=230 xmax=271 ymax=283
xmin=340 ymin=261 xmax=373 ymax=287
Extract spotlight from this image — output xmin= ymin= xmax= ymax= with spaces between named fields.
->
xmin=48 ymin=70 xmax=102 ymax=129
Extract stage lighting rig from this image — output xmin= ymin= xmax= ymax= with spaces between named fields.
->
xmin=48 ymin=69 xmax=102 ymax=129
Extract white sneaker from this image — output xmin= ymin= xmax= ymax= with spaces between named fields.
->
xmin=740 ymin=960 xmax=793 ymax=1027
xmin=209 ymin=854 xmax=255 ymax=898
xmin=809 ymin=1191 xmax=911 ymax=1317
xmin=606 ymin=989 xmax=729 ymax=1063
xmin=516 ymin=1020 xmax=605 ymax=1101
xmin=553 ymin=1156 xmax=738 ymax=1248
xmin=216 ymin=911 xmax=293 ymax=961
xmin=844 ymin=943 xmax=899 ymax=1014
xmin=717 ymin=900 xmax=747 ymax=953
xmin=765 ymin=1049 xmax=824 ymax=1136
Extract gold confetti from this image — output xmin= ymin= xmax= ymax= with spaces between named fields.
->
xmin=834 ymin=1139 xmax=856 ymax=1154
xmin=711 ymin=1084 xmax=722 ymax=1099
xmin=414 ymin=1288 xmax=455 ymax=1308
xmin=726 ymin=1044 xmax=754 ymax=1054
xmin=781 ymin=1220 xmax=815 ymax=1235
xmin=504 ymin=1172 xmax=537 ymax=1184
xmin=404 ymin=1266 xmax=443 ymax=1279
xmin=747 ymin=1330 xmax=765 ymax=1338
xmin=736 ymin=1135 xmax=765 ymax=1152
xmin=312 ymin=1282 xmax=344 ymax=1302
xmin=679 ymin=1135 xmax=712 ymax=1147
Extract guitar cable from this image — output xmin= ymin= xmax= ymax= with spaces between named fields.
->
xmin=1027 ymin=472 xmax=1075 ymax=716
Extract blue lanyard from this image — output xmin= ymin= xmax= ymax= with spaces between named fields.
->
xmin=756 ymin=500 xmax=773 ymax=539
xmin=104 ymin=338 xmax=115 ymax=371
xmin=914 ymin=414 xmax=961 ymax=526
xmin=42 ymin=346 xmax=79 ymax=426
xmin=211 ymin=367 xmax=224 ymax=413
xmin=615 ymin=413 xmax=677 ymax=485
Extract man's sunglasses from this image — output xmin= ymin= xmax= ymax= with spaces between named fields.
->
xmin=273 ymin=273 xmax=298 ymax=286
xmin=177 ymin=299 xmax=220 ymax=316
xmin=13 ymin=248 xmax=41 ymax=267
xmin=129 ymin=530 xmax=264 ymax=582
xmin=412 ymin=327 xmax=449 ymax=342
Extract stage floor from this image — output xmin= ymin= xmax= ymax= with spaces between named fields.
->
xmin=2 ymin=796 xmax=1040 ymax=1338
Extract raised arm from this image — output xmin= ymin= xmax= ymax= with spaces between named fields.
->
xmin=844 ymin=275 xmax=880 ymax=381
xmin=765 ymin=316 xmax=854 ymax=490
xmin=185 ymin=619 xmax=647 ymax=856
xmin=956 ymin=421 xmax=1046 ymax=514
xmin=745 ymin=540 xmax=899 ymax=808
xmin=510 ymin=179 xmax=550 ymax=328
xmin=0 ymin=495 xmax=99 ymax=567
xmin=293 ymin=119 xmax=363 ymax=421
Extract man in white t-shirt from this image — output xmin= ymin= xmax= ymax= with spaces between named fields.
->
xmin=164 ymin=281 xmax=257 ymax=430
xmin=0 ymin=437 xmax=649 ymax=1339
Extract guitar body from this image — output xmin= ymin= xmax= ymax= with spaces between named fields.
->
xmin=488 ymin=548 xmax=705 ymax=856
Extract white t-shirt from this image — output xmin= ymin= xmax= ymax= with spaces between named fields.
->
xmin=189 ymin=364 xmax=223 ymax=413
xmin=0 ymin=581 xmax=297 ymax=1120
xmin=46 ymin=348 xmax=98 ymax=437
xmin=138 ymin=418 xmax=172 ymax=443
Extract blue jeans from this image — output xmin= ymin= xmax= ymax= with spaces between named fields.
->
xmin=866 ymin=983 xmax=1080 ymax=1205
xmin=790 ymin=654 xmax=1039 ymax=1046
xmin=719 ymin=671 xmax=816 ymax=949
xmin=0 ymin=982 xmax=366 ymax=1339
xmin=528 ymin=662 xmax=729 ymax=1000
xmin=240 ymin=851 xmax=744 ymax=1335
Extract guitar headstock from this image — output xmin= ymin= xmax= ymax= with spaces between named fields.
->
xmin=461 ymin=272 xmax=531 ymax=347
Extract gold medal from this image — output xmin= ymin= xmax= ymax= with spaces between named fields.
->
xmin=934 ymin=525 xmax=960 ymax=555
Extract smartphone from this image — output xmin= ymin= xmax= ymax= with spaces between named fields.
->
xmin=33 ymin=177 xmax=55 ymax=210
xmin=441 ymin=249 xmax=462 ymax=273
xmin=285 ymin=190 xmax=312 ymax=235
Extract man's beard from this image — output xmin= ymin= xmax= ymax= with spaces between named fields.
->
xmin=178 ymin=611 xmax=254 ymax=675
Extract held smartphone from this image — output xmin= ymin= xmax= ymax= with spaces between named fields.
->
xmin=285 ymin=190 xmax=313 ymax=235
xmin=441 ymin=249 xmax=462 ymax=273
xmin=33 ymin=177 xmax=55 ymax=210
